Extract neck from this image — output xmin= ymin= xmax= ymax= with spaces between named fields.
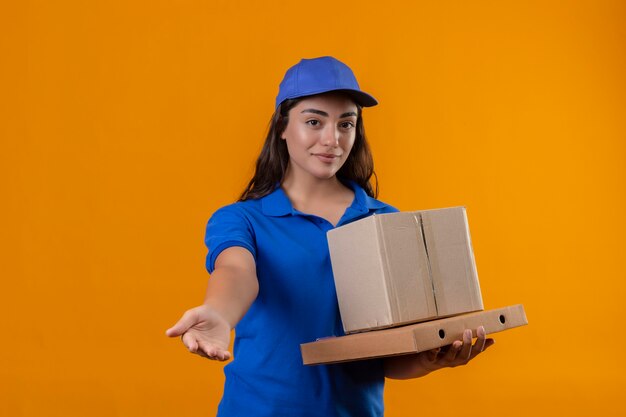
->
xmin=281 ymin=166 xmax=347 ymax=205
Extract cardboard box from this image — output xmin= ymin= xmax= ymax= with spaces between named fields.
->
xmin=328 ymin=207 xmax=483 ymax=333
xmin=301 ymin=305 xmax=527 ymax=365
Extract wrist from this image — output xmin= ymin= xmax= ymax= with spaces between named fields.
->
xmin=384 ymin=354 xmax=434 ymax=380
xmin=198 ymin=302 xmax=235 ymax=329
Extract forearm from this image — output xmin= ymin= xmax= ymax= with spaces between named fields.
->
xmin=203 ymin=247 xmax=259 ymax=329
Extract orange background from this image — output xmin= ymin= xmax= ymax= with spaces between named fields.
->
xmin=2 ymin=1 xmax=625 ymax=416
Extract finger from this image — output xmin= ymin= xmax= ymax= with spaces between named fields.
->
xmin=458 ymin=329 xmax=473 ymax=362
xmin=475 ymin=326 xmax=487 ymax=353
xmin=427 ymin=347 xmax=441 ymax=362
xmin=181 ymin=332 xmax=198 ymax=353
xmin=191 ymin=341 xmax=217 ymax=360
xmin=197 ymin=341 xmax=232 ymax=362
xmin=443 ymin=340 xmax=463 ymax=362
xmin=165 ymin=309 xmax=198 ymax=337
xmin=206 ymin=348 xmax=231 ymax=361
xmin=216 ymin=350 xmax=232 ymax=361
xmin=195 ymin=348 xmax=210 ymax=359
xmin=208 ymin=346 xmax=231 ymax=361
xmin=467 ymin=326 xmax=486 ymax=361
xmin=469 ymin=334 xmax=496 ymax=360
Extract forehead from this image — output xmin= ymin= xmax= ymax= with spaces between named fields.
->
xmin=291 ymin=92 xmax=358 ymax=115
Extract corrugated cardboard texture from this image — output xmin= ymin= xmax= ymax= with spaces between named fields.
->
xmin=378 ymin=214 xmax=437 ymax=325
xmin=328 ymin=217 xmax=393 ymax=329
xmin=327 ymin=207 xmax=483 ymax=333
xmin=301 ymin=305 xmax=527 ymax=365
xmin=421 ymin=208 xmax=484 ymax=316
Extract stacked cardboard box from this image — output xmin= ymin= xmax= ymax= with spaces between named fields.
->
xmin=300 ymin=206 xmax=527 ymax=365
xmin=328 ymin=207 xmax=483 ymax=334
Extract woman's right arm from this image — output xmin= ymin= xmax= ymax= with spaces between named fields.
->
xmin=165 ymin=246 xmax=259 ymax=361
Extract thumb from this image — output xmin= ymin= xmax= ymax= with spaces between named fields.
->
xmin=165 ymin=308 xmax=200 ymax=337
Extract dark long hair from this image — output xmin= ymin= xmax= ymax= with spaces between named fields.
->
xmin=239 ymin=95 xmax=378 ymax=201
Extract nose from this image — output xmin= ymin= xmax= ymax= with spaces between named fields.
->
xmin=320 ymin=126 xmax=340 ymax=147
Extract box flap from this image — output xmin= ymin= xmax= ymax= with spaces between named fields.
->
xmin=421 ymin=207 xmax=484 ymax=316
xmin=378 ymin=213 xmax=437 ymax=324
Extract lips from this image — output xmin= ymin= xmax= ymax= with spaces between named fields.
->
xmin=312 ymin=153 xmax=341 ymax=163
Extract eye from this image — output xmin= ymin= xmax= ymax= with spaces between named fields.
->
xmin=306 ymin=119 xmax=321 ymax=127
xmin=339 ymin=121 xmax=355 ymax=130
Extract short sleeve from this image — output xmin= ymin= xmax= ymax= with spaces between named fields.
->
xmin=205 ymin=204 xmax=257 ymax=273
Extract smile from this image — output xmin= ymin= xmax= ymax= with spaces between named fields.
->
xmin=312 ymin=153 xmax=341 ymax=163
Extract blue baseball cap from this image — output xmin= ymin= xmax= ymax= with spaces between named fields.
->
xmin=275 ymin=56 xmax=378 ymax=109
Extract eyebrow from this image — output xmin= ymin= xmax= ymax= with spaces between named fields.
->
xmin=301 ymin=109 xmax=358 ymax=118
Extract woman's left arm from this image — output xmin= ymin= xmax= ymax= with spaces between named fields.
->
xmin=383 ymin=326 xmax=495 ymax=379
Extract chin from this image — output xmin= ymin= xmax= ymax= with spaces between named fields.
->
xmin=308 ymin=169 xmax=338 ymax=180
xmin=311 ymin=172 xmax=337 ymax=180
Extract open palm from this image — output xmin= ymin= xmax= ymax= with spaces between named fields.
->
xmin=166 ymin=305 xmax=232 ymax=361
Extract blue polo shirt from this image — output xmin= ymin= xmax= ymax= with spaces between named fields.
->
xmin=205 ymin=181 xmax=398 ymax=417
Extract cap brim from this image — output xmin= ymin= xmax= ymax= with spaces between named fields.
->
xmin=276 ymin=88 xmax=378 ymax=109
xmin=334 ymin=89 xmax=378 ymax=107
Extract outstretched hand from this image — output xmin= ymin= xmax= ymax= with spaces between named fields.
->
xmin=384 ymin=326 xmax=495 ymax=379
xmin=165 ymin=305 xmax=232 ymax=361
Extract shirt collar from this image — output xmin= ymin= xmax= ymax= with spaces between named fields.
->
xmin=261 ymin=186 xmax=293 ymax=217
xmin=260 ymin=180 xmax=388 ymax=217
xmin=351 ymin=180 xmax=388 ymax=210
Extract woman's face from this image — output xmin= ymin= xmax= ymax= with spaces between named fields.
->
xmin=281 ymin=92 xmax=358 ymax=182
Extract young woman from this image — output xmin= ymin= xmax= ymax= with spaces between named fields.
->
xmin=166 ymin=56 xmax=494 ymax=416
